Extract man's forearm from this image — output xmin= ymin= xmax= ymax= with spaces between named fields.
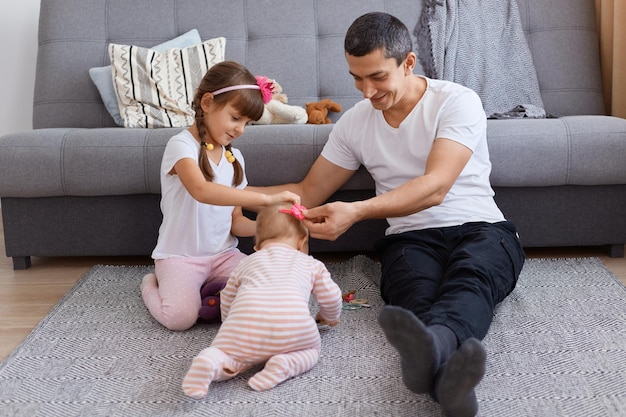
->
xmin=246 ymin=183 xmax=301 ymax=195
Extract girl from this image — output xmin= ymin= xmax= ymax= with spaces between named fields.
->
xmin=141 ymin=61 xmax=300 ymax=331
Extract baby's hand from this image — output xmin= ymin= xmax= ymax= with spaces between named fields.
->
xmin=316 ymin=312 xmax=339 ymax=327
xmin=270 ymin=191 xmax=301 ymax=206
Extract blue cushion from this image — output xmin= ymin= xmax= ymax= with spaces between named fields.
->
xmin=89 ymin=29 xmax=202 ymax=126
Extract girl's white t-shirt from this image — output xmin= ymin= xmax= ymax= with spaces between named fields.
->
xmin=152 ymin=129 xmax=247 ymax=259
xmin=321 ymin=76 xmax=505 ymax=235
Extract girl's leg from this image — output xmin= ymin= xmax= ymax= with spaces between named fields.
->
xmin=141 ymin=257 xmax=211 ymax=331
xmin=142 ymin=250 xmax=246 ymax=331
xmin=248 ymin=347 xmax=321 ymax=391
xmin=182 ymin=347 xmax=245 ymax=399
xmin=207 ymin=249 xmax=247 ymax=285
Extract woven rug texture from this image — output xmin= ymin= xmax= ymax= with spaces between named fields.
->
xmin=1 ymin=256 xmax=625 ymax=416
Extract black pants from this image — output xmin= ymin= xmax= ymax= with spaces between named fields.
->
xmin=376 ymin=221 xmax=525 ymax=343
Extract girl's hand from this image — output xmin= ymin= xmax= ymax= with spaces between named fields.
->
xmin=268 ymin=191 xmax=301 ymax=206
xmin=231 ymin=206 xmax=256 ymax=237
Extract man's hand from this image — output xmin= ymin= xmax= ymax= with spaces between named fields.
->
xmin=302 ymin=201 xmax=359 ymax=241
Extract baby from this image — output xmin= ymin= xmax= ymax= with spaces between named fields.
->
xmin=182 ymin=203 xmax=343 ymax=398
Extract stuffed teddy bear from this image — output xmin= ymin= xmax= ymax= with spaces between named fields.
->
xmin=252 ymin=80 xmax=308 ymax=125
xmin=198 ymin=281 xmax=227 ymax=323
xmin=305 ymin=99 xmax=342 ymax=124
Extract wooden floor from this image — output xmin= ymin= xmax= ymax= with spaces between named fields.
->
xmin=1 ymin=211 xmax=625 ymax=362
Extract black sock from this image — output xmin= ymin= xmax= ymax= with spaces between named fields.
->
xmin=429 ymin=324 xmax=458 ymax=367
xmin=378 ymin=305 xmax=440 ymax=393
xmin=434 ymin=338 xmax=486 ymax=417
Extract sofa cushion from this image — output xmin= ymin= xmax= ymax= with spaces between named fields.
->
xmin=487 ymin=116 xmax=626 ymax=187
xmin=0 ymin=124 xmax=375 ymax=198
xmin=109 ymin=37 xmax=225 ymax=128
xmin=3 ymin=115 xmax=626 ymax=199
xmin=88 ymin=29 xmax=202 ymax=126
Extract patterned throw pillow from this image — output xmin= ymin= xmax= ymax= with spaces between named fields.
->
xmin=90 ymin=29 xmax=202 ymax=126
xmin=109 ymin=37 xmax=226 ymax=128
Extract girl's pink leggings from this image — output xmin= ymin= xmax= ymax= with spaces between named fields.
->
xmin=141 ymin=249 xmax=246 ymax=331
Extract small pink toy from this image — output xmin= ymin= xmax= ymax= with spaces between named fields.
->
xmin=279 ymin=204 xmax=307 ymax=220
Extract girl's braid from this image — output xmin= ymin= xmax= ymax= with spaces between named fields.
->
xmin=195 ymin=108 xmax=215 ymax=183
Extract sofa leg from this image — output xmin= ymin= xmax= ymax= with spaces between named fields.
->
xmin=607 ymin=244 xmax=625 ymax=258
xmin=12 ymin=256 xmax=32 ymax=270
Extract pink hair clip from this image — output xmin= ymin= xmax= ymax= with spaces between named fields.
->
xmin=255 ymin=76 xmax=275 ymax=104
xmin=279 ymin=204 xmax=307 ymax=220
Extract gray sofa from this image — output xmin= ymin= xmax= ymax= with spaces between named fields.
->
xmin=1 ymin=0 xmax=625 ymax=270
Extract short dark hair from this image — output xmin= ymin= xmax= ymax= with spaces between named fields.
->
xmin=344 ymin=12 xmax=413 ymax=66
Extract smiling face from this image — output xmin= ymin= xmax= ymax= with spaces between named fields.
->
xmin=201 ymin=94 xmax=253 ymax=147
xmin=346 ymin=48 xmax=413 ymax=112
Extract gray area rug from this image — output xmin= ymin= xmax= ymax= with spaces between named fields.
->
xmin=1 ymin=256 xmax=625 ymax=416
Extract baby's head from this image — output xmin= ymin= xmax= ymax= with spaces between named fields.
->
xmin=255 ymin=203 xmax=309 ymax=253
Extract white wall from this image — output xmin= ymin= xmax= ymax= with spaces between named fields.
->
xmin=0 ymin=0 xmax=40 ymax=137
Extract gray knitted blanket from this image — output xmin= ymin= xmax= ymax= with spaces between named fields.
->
xmin=415 ymin=0 xmax=545 ymax=118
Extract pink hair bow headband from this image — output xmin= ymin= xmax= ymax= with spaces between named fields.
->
xmin=279 ymin=204 xmax=307 ymax=220
xmin=210 ymin=75 xmax=275 ymax=104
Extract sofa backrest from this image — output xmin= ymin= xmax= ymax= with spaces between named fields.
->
xmin=517 ymin=0 xmax=605 ymax=116
xmin=33 ymin=0 xmax=603 ymax=129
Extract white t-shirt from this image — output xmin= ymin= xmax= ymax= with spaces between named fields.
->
xmin=152 ymin=129 xmax=247 ymax=259
xmin=321 ymin=76 xmax=505 ymax=235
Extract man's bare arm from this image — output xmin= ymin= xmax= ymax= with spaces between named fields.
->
xmin=303 ymin=138 xmax=473 ymax=240
xmin=356 ymin=138 xmax=472 ymax=219
xmin=246 ymin=155 xmax=356 ymax=209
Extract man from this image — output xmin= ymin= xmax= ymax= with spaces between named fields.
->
xmin=252 ymin=12 xmax=525 ymax=417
